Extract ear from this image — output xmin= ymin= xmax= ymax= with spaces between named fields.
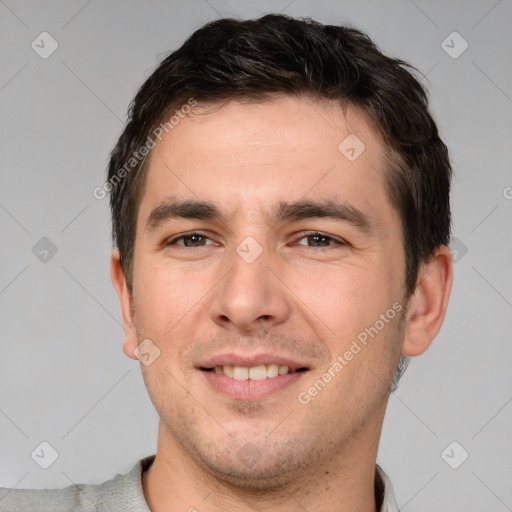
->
xmin=110 ymin=249 xmax=139 ymax=360
xmin=401 ymin=245 xmax=453 ymax=357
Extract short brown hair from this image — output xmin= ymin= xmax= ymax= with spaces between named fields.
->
xmin=108 ymin=14 xmax=451 ymax=296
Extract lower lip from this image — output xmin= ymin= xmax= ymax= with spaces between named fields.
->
xmin=201 ymin=370 xmax=307 ymax=400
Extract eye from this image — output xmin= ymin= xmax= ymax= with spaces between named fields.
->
xmin=295 ymin=232 xmax=345 ymax=248
xmin=167 ymin=232 xmax=215 ymax=247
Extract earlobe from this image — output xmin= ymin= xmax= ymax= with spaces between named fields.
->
xmin=401 ymin=245 xmax=453 ymax=357
xmin=110 ymin=250 xmax=139 ymax=360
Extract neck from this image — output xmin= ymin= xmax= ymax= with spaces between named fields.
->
xmin=142 ymin=416 xmax=384 ymax=512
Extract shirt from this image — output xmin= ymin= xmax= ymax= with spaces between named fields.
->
xmin=0 ymin=455 xmax=400 ymax=511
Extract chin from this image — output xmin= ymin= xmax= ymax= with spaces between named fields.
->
xmin=201 ymin=455 xmax=304 ymax=492
xmin=189 ymin=434 xmax=325 ymax=493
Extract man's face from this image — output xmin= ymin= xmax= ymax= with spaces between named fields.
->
xmin=125 ymin=96 xmax=407 ymax=487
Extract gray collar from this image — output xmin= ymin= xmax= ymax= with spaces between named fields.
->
xmin=129 ymin=456 xmax=400 ymax=512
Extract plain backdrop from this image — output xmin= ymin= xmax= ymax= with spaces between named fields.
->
xmin=0 ymin=1 xmax=511 ymax=510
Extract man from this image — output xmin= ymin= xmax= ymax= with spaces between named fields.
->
xmin=0 ymin=14 xmax=452 ymax=512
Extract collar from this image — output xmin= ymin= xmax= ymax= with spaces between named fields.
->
xmin=133 ymin=456 xmax=400 ymax=511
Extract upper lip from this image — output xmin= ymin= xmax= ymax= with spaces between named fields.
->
xmin=198 ymin=353 xmax=309 ymax=371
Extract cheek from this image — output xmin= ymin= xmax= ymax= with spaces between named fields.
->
xmin=290 ymin=259 xmax=399 ymax=342
xmin=132 ymin=258 xmax=208 ymax=338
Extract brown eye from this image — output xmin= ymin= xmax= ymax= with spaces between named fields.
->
xmin=182 ymin=234 xmax=206 ymax=247
xmin=168 ymin=233 xmax=213 ymax=247
xmin=306 ymin=234 xmax=331 ymax=247
xmin=296 ymin=232 xmax=342 ymax=248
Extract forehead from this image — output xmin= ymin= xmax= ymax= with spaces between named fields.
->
xmin=138 ymin=95 xmax=392 ymax=226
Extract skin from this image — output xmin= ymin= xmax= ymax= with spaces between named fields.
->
xmin=111 ymin=95 xmax=453 ymax=512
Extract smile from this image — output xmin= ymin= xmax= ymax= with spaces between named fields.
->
xmin=201 ymin=364 xmax=308 ymax=380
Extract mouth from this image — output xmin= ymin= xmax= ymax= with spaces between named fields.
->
xmin=198 ymin=356 xmax=310 ymax=400
xmin=200 ymin=364 xmax=309 ymax=380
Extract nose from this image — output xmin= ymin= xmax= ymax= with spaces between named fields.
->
xmin=209 ymin=241 xmax=291 ymax=334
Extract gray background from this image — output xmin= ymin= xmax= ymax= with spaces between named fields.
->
xmin=0 ymin=0 xmax=511 ymax=510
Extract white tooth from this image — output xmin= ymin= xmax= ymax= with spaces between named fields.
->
xmin=233 ymin=366 xmax=249 ymax=380
xmin=267 ymin=364 xmax=279 ymax=378
xmin=249 ymin=365 xmax=267 ymax=380
xmin=221 ymin=364 xmax=291 ymax=379
xmin=278 ymin=365 xmax=289 ymax=375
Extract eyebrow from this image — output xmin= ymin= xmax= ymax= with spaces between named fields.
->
xmin=145 ymin=197 xmax=372 ymax=234
xmin=145 ymin=199 xmax=223 ymax=231
xmin=270 ymin=200 xmax=372 ymax=233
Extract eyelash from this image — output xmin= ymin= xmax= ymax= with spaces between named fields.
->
xmin=166 ymin=231 xmax=346 ymax=249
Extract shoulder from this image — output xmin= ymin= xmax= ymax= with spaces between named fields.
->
xmin=0 ymin=455 xmax=155 ymax=512
xmin=0 ymin=485 xmax=96 ymax=512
